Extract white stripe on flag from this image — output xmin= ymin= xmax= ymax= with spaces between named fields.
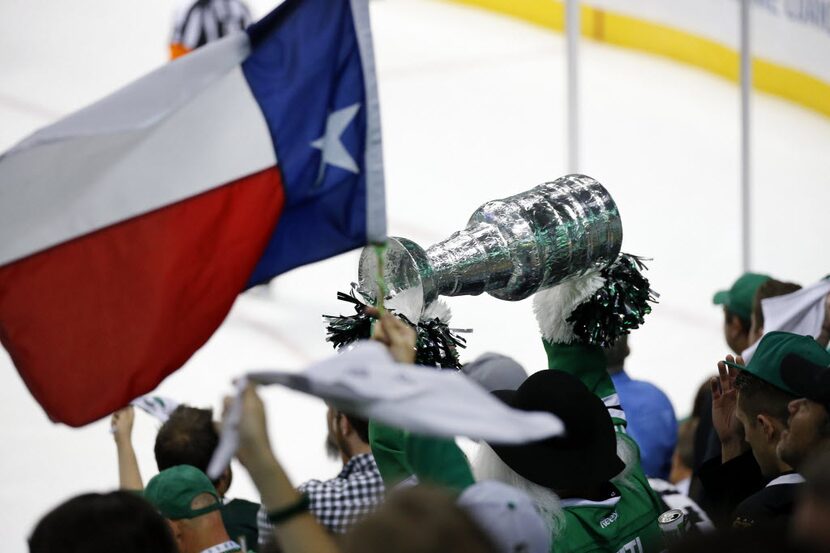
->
xmin=0 ymin=35 xmax=275 ymax=266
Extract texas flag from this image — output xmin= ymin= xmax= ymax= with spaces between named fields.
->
xmin=0 ymin=0 xmax=386 ymax=426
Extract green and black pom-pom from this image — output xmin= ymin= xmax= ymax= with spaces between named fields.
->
xmin=407 ymin=313 xmax=466 ymax=370
xmin=567 ymin=254 xmax=658 ymax=347
xmin=323 ymin=289 xmax=466 ymax=369
xmin=323 ymin=290 xmax=374 ymax=350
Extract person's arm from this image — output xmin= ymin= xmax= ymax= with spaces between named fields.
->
xmin=532 ymin=284 xmax=663 ymax=498
xmin=404 ymin=432 xmax=474 ymax=492
xmin=368 ymin=421 xmax=474 ymax=492
xmin=542 ymin=340 xmax=623 ymax=421
xmin=368 ymin=421 xmax=413 ymax=488
xmin=366 ymin=311 xmax=420 ymax=487
xmin=369 ymin=312 xmax=474 ymax=493
xmin=533 ymin=282 xmax=627 ymax=432
xmin=230 ymin=385 xmax=340 ymax=553
xmin=111 ymin=406 xmax=143 ymax=490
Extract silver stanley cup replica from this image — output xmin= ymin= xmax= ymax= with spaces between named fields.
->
xmin=358 ymin=174 xmax=623 ymax=320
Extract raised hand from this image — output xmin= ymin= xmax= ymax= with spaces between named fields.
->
xmin=222 ymin=384 xmax=272 ymax=470
xmin=369 ymin=309 xmax=417 ymax=364
xmin=110 ymin=405 xmax=135 ymax=445
xmin=110 ymin=405 xmax=143 ymax=490
xmin=710 ymin=355 xmax=747 ymax=462
xmin=221 ymin=384 xmax=340 ymax=553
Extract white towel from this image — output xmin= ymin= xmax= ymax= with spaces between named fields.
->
xmin=742 ymin=278 xmax=830 ymax=362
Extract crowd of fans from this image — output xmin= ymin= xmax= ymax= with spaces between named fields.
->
xmin=18 ymin=1 xmax=828 ymax=550
xmin=26 ymin=269 xmax=830 ymax=553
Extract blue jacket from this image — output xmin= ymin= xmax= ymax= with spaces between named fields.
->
xmin=611 ymin=370 xmax=677 ymax=479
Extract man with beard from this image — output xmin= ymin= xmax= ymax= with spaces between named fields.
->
xmin=255 ymin=407 xmax=384 ymax=552
xmin=777 ymin=343 xmax=830 ymax=471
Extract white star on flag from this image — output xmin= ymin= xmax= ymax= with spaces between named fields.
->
xmin=311 ymin=103 xmax=361 ymax=186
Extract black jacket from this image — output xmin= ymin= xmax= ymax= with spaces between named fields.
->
xmin=697 ymin=450 xmax=765 ymax=527
xmin=732 ymin=473 xmax=804 ymax=529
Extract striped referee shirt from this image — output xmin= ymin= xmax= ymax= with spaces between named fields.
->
xmin=170 ymin=0 xmax=252 ymax=56
xmin=257 ymin=453 xmax=385 ymax=546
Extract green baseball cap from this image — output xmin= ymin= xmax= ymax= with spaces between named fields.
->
xmin=725 ymin=331 xmax=830 ymax=394
xmin=713 ymin=272 xmax=771 ymax=322
xmin=144 ymin=465 xmax=221 ymax=520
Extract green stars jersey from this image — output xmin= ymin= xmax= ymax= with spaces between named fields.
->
xmin=550 ymin=435 xmax=664 ymax=552
xmin=544 ymin=340 xmax=665 ymax=553
xmin=368 ymin=339 xmax=666 ymax=553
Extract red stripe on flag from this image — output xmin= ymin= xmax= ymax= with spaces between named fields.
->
xmin=0 ymin=167 xmax=284 ymax=426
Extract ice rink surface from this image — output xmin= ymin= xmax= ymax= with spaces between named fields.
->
xmin=1 ymin=0 xmax=829 ymax=545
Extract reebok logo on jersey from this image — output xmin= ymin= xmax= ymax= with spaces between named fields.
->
xmin=600 ymin=511 xmax=619 ymax=528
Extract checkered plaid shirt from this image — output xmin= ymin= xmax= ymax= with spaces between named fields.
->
xmin=257 ymin=453 xmax=384 ymax=545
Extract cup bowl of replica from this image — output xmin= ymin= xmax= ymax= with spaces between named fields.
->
xmin=359 ymin=174 xmax=622 ymax=321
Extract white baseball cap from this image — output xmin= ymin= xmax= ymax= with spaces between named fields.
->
xmin=458 ymin=480 xmax=550 ymax=553
xmin=461 ymin=353 xmax=528 ymax=392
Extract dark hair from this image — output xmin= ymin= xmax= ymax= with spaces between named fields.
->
xmin=751 ymin=280 xmax=801 ymax=332
xmin=602 ymin=334 xmax=629 ymax=372
xmin=343 ymin=413 xmax=370 ymax=444
xmin=725 ymin=308 xmax=751 ymax=334
xmin=676 ymin=418 xmax=698 ymax=469
xmin=691 ymin=379 xmax=711 ymax=419
xmin=734 ymin=371 xmax=796 ymax=424
xmin=29 ymin=491 xmax=176 ymax=553
xmin=342 ymin=486 xmax=497 ymax=553
xmin=155 ymin=406 xmax=218 ymax=477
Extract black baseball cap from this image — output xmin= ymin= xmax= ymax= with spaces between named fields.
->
xmin=780 ymin=350 xmax=830 ymax=410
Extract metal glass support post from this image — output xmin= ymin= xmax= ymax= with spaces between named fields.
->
xmin=740 ymin=0 xmax=752 ymax=271
xmin=566 ymin=0 xmax=580 ymax=173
